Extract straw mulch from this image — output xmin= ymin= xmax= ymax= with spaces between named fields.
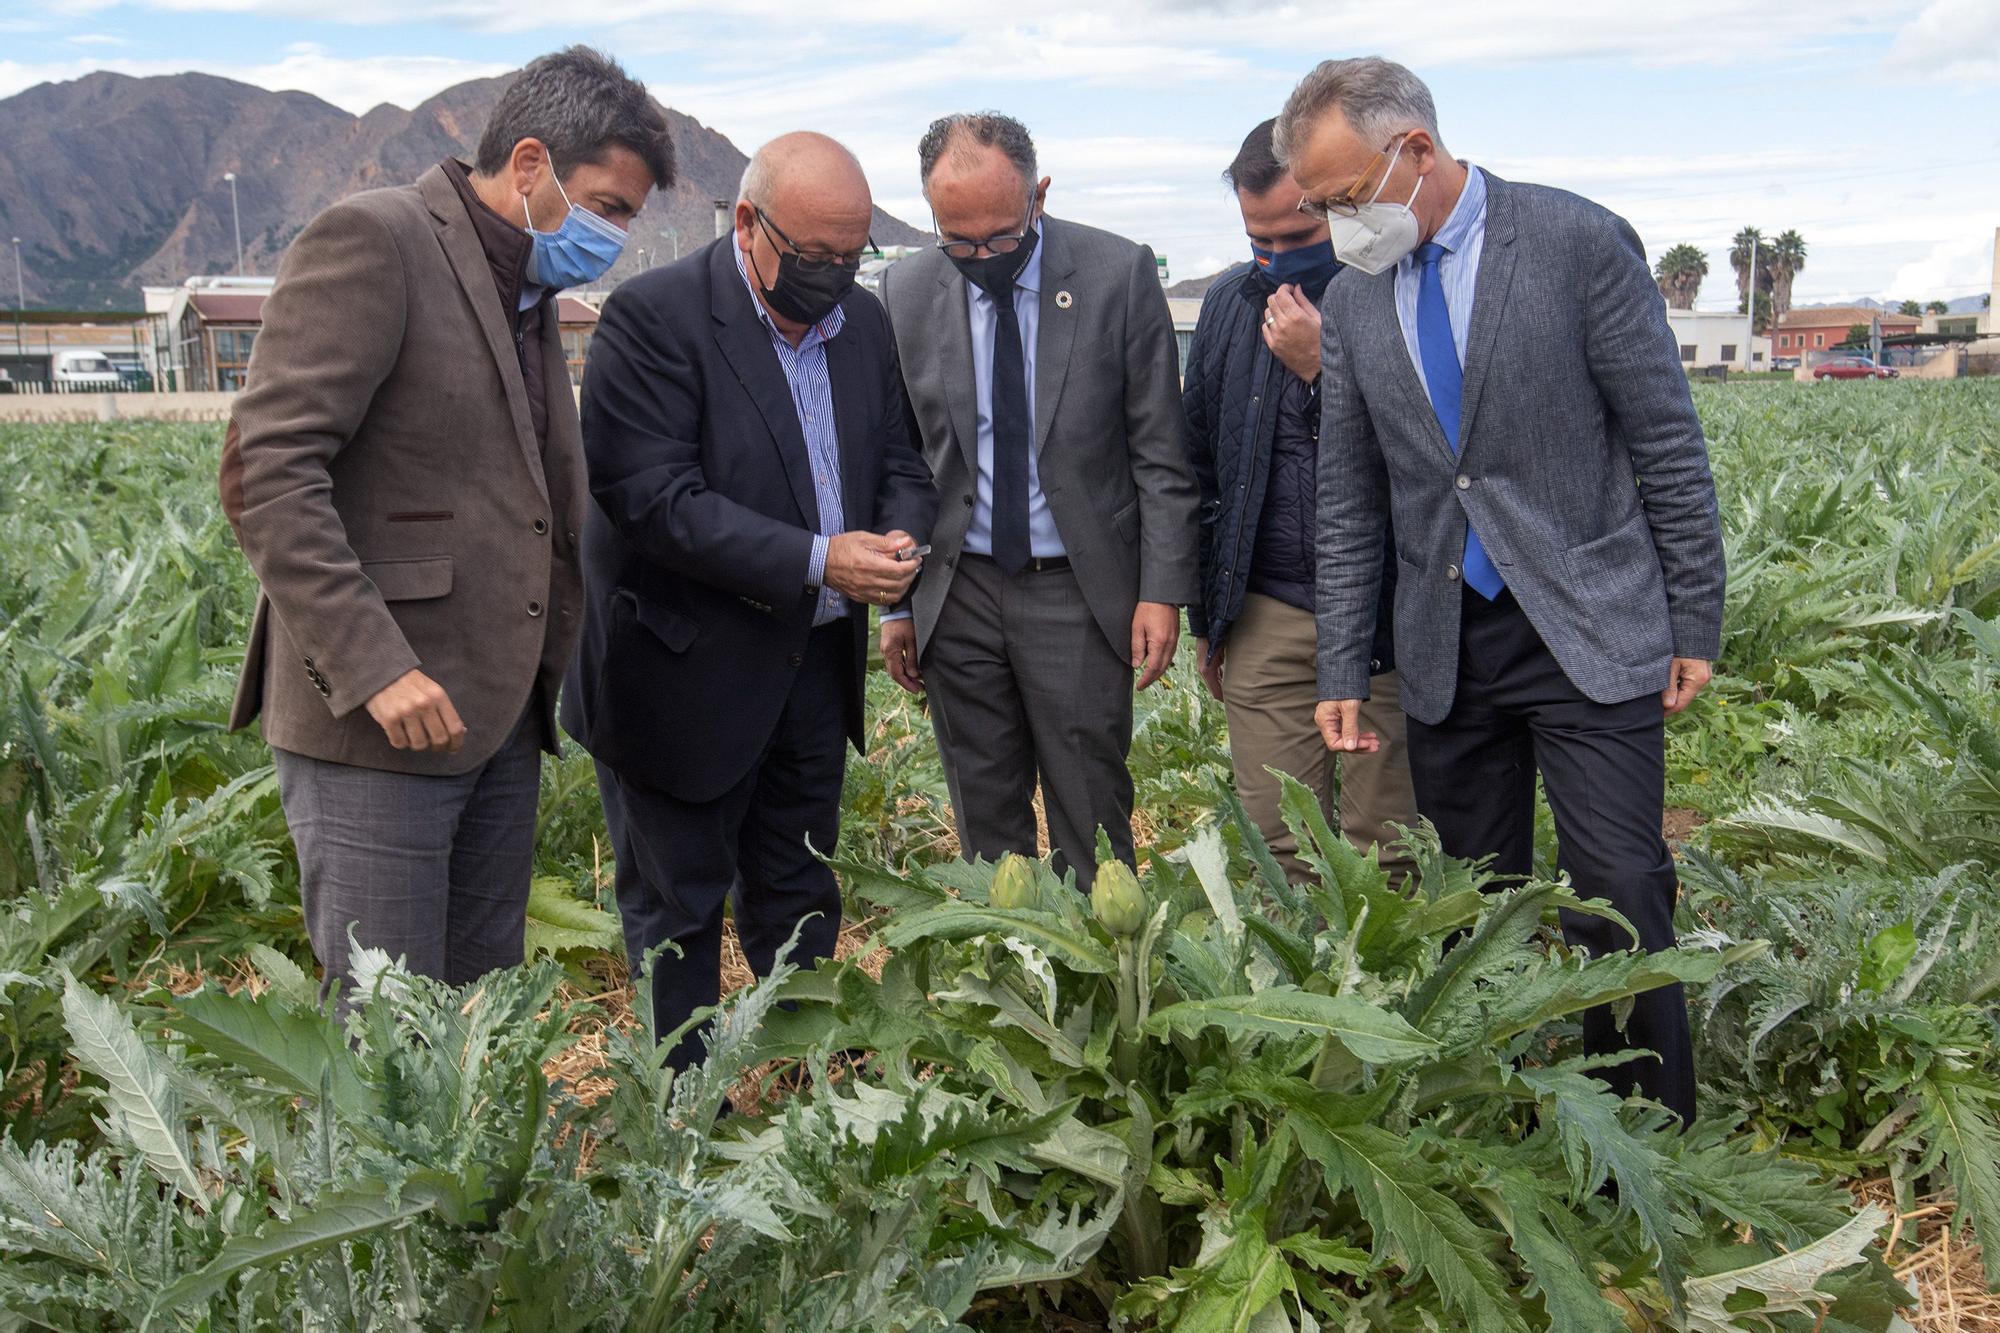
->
xmin=1856 ymin=1177 xmax=1995 ymax=1331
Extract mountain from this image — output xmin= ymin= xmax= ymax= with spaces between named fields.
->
xmin=0 ymin=69 xmax=930 ymax=309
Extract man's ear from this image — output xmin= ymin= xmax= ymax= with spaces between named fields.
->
xmin=508 ymin=137 xmax=550 ymax=198
xmin=1404 ymin=131 xmax=1441 ymax=175
xmin=1033 ymin=175 xmax=1052 ymax=219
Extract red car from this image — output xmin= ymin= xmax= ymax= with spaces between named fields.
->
xmin=1812 ymin=355 xmax=1898 ymax=381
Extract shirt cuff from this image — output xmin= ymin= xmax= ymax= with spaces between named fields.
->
xmin=807 ymin=534 xmax=830 ymax=589
xmin=881 ymin=609 xmax=912 ymax=622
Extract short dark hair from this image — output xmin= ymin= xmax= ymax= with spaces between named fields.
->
xmin=475 ymin=46 xmax=675 ymax=192
xmin=1224 ymin=118 xmax=1285 ymax=195
xmin=918 ymin=112 xmax=1036 ymax=195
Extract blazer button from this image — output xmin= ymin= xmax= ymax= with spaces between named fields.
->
xmin=533 ymin=517 xmax=549 ymax=534
xmin=1446 ymin=564 xmax=1461 ymax=581
xmin=962 ymin=493 xmax=974 ymax=507
xmin=1456 ymin=475 xmax=1471 ymax=490
xmin=788 ymin=652 xmax=803 ymax=667
xmin=527 ymin=600 xmax=543 ymax=617
xmin=1370 ymin=658 xmax=1382 ymax=672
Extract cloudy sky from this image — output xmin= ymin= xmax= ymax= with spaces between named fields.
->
xmin=5 ymin=0 xmax=1997 ymax=307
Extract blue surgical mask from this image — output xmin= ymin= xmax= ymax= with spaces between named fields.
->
xmin=522 ymin=162 xmax=627 ymax=291
xmin=1250 ymin=237 xmax=1340 ymax=303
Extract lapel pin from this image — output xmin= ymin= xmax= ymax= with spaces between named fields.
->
xmin=1055 ymin=290 xmax=1073 ymax=309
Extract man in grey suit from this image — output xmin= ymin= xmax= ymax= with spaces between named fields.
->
xmin=878 ymin=112 xmax=1200 ymax=886
xmin=1279 ymin=58 xmax=1725 ymax=1123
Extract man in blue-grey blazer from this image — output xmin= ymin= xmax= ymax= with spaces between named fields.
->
xmin=1279 ymin=57 xmax=1725 ymax=1124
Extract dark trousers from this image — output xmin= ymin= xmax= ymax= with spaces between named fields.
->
xmin=274 ymin=706 xmax=542 ymax=1002
xmin=924 ymin=554 xmax=1135 ymax=888
xmin=1406 ymin=588 xmax=1695 ymax=1124
xmin=596 ymin=622 xmax=850 ymax=1071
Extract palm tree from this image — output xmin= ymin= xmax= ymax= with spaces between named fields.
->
xmin=1729 ymin=227 xmax=1765 ymax=310
xmin=1653 ymin=244 xmax=1708 ymax=309
xmin=1926 ymin=300 xmax=1949 ymax=315
xmin=1766 ymin=230 xmax=1808 ymax=323
xmin=1899 ymin=299 xmax=1923 ymax=317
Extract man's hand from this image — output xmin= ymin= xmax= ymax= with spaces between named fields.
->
xmin=1195 ymin=637 xmax=1225 ymax=701
xmin=826 ymin=529 xmax=921 ymax=606
xmin=1262 ymin=282 xmax=1323 ymax=382
xmin=880 ymin=617 xmax=923 ymax=694
xmin=1314 ymin=699 xmax=1380 ymax=754
xmin=1662 ymin=657 xmax=1712 ymax=716
xmin=366 ymin=669 xmax=466 ymax=753
xmin=1131 ymin=602 xmax=1180 ymax=691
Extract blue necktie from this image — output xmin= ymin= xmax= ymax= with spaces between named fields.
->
xmin=1415 ymin=241 xmax=1504 ymax=600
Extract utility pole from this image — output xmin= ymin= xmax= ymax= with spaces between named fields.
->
xmin=1744 ymin=231 xmax=1758 ymax=374
xmin=224 ymin=172 xmax=245 ymax=275
xmin=9 ymin=237 xmax=20 ymax=355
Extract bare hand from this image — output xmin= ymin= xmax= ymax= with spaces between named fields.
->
xmin=826 ymin=529 xmax=920 ymax=606
xmin=880 ymin=617 xmax=923 ymax=693
xmin=1195 ymin=637 xmax=1225 ymax=701
xmin=1314 ymin=699 xmax=1380 ymax=754
xmin=1662 ymin=657 xmax=1712 ymax=716
xmin=365 ymin=669 xmax=466 ymax=753
xmin=1262 ymin=282 xmax=1322 ymax=382
xmin=1131 ymin=602 xmax=1180 ymax=691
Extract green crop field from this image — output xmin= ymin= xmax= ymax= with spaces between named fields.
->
xmin=1 ymin=381 xmax=1996 ymax=1331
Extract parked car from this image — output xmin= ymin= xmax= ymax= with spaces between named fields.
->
xmin=1812 ymin=355 xmax=1898 ymax=382
xmin=1772 ymin=356 xmax=1801 ymax=371
xmin=51 ymin=351 xmax=124 ymax=390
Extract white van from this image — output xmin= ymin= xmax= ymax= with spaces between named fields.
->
xmin=52 ymin=351 xmax=123 ymax=389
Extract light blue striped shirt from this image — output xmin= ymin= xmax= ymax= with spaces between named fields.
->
xmin=734 ymin=243 xmax=848 ymax=626
xmin=1394 ymin=163 xmax=1487 ymax=394
xmin=963 ymin=223 xmax=1065 ymax=559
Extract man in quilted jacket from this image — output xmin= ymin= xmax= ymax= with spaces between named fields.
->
xmin=1182 ymin=118 xmax=1415 ymax=883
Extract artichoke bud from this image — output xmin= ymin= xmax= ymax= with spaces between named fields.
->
xmin=989 ymin=853 xmax=1040 ymax=911
xmin=1091 ymin=859 xmax=1147 ymax=937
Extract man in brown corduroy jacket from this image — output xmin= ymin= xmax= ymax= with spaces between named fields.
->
xmin=221 ymin=46 xmax=672 ymax=998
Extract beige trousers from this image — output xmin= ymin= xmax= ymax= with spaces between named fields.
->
xmin=1220 ymin=593 xmax=1419 ymax=883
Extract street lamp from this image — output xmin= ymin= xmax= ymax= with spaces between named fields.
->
xmin=223 ymin=172 xmax=244 ymax=275
xmin=9 ymin=238 xmax=21 ymax=354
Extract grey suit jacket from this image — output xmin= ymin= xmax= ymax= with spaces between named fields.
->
xmin=222 ymin=164 xmax=585 ymax=774
xmin=1315 ymin=171 xmax=1724 ymax=725
xmin=879 ymin=215 xmax=1200 ymax=659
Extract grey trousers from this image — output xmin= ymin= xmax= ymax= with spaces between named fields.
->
xmin=924 ymin=554 xmax=1134 ymax=887
xmin=273 ymin=707 xmax=542 ymax=998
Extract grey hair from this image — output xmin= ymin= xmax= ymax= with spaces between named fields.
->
xmin=474 ymin=46 xmax=674 ymax=190
xmin=917 ymin=112 xmax=1037 ymax=196
xmin=1272 ymin=57 xmax=1442 ymax=167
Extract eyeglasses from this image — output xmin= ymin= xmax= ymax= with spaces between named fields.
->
xmin=755 ymin=207 xmax=873 ymax=271
xmin=933 ymin=195 xmax=1037 ymax=261
xmin=1298 ymin=133 xmax=1408 ymax=220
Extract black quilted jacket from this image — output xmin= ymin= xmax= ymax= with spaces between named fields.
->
xmin=1182 ymin=263 xmax=1395 ymax=673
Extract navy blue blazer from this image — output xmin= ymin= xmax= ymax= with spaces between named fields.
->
xmin=561 ymin=238 xmax=937 ymax=803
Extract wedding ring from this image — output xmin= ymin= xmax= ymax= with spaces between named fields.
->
xmin=1264 ymin=314 xmax=1276 ymax=326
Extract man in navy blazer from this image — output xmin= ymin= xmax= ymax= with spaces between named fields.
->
xmin=562 ymin=132 xmax=936 ymax=1069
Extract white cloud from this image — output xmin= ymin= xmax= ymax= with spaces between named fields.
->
xmin=1886 ymin=0 xmax=2000 ymax=82
xmin=0 ymin=45 xmax=511 ymax=112
xmin=1889 ymin=229 xmax=1998 ymax=302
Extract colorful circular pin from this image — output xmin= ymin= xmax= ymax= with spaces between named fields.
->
xmin=1055 ymin=290 xmax=1073 ymax=309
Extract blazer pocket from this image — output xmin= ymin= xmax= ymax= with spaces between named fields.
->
xmin=1112 ymin=498 xmax=1140 ymax=545
xmin=362 ymin=555 xmax=453 ymax=602
xmin=615 ymin=588 xmax=699 ymax=654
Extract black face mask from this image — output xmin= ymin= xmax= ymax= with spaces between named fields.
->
xmin=949 ymin=225 xmax=1039 ymax=301
xmin=754 ymin=247 xmax=855 ymax=326
xmin=751 ymin=209 xmax=857 ymax=326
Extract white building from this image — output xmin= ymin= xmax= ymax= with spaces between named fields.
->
xmin=1663 ymin=304 xmax=1770 ymax=371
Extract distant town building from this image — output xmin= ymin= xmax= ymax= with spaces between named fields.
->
xmin=147 ymin=275 xmax=601 ymax=392
xmin=1664 ymin=306 xmax=1770 ymax=369
xmin=1772 ymin=305 xmax=1919 ymax=359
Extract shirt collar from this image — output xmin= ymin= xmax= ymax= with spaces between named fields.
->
xmin=1426 ymin=162 xmax=1487 ymax=258
xmin=732 ymin=238 xmax=847 ymax=345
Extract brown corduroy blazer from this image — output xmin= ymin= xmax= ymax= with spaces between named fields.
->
xmin=220 ymin=163 xmax=585 ymax=775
